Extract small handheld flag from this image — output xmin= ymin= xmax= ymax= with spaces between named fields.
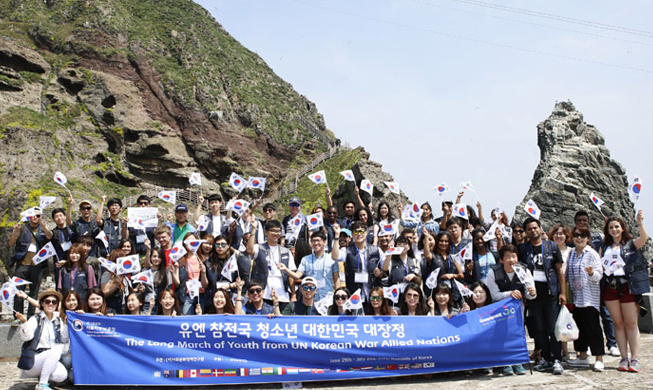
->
xmin=98 ymin=257 xmax=117 ymax=274
xmin=425 ymin=268 xmax=441 ymax=290
xmin=247 ymin=177 xmax=266 ymax=192
xmin=340 ymin=170 xmax=355 ymax=182
xmin=131 ymin=270 xmax=153 ymax=286
xmin=378 ymin=223 xmax=395 ymax=237
xmin=308 ymin=170 xmax=327 ymax=185
xmin=402 ymin=202 xmax=423 ymax=222
xmin=33 ymin=242 xmax=56 ymax=265
xmin=460 ymin=181 xmax=476 ymax=192
xmin=221 ymin=254 xmax=239 ymax=282
xmin=116 ymin=254 xmax=141 ymax=275
xmin=383 ymin=283 xmax=404 ymax=304
xmin=306 ymin=212 xmax=324 ymax=230
xmin=523 ymin=199 xmax=541 ymax=219
xmin=225 ymin=199 xmax=250 ymax=216
xmin=184 ymin=239 xmax=207 ymax=254
xmin=453 ymin=203 xmax=468 ymax=220
xmin=11 ymin=277 xmax=31 ymax=286
xmin=186 ymin=278 xmax=202 ymax=300
xmin=629 ymin=176 xmax=643 ymax=211
xmin=344 ymin=288 xmax=363 ymax=310
xmin=453 ymin=279 xmax=474 ymax=297
xmin=434 ymin=183 xmax=451 ymax=196
xmin=288 ymin=214 xmax=304 ymax=232
xmin=0 ymin=281 xmax=18 ymax=306
xmin=189 ymin=172 xmax=202 ymax=186
xmin=169 ymin=242 xmax=187 ymax=263
xmin=384 ymin=246 xmax=404 ymax=256
xmin=157 ymin=191 xmax=177 ymax=205
xmin=513 ymin=266 xmax=534 ymax=289
xmin=54 ymin=171 xmax=68 ymax=187
xmin=360 ymin=180 xmax=373 ymax=195
xmin=96 ymin=231 xmax=110 ymax=251
xmin=315 ymin=292 xmax=333 ymax=316
xmin=384 ymin=182 xmax=400 ymax=195
xmin=589 ymin=192 xmax=605 ymax=210
xmin=453 ymin=242 xmax=473 ymax=267
xmin=39 ymin=196 xmax=57 ymax=210
xmin=196 ymin=215 xmax=210 ymax=232
xmin=228 ymin=172 xmax=248 ymax=193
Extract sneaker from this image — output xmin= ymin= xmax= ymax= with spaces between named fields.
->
xmin=608 ymin=346 xmax=620 ymax=356
xmin=513 ymin=364 xmax=527 ymax=375
xmin=567 ymin=357 xmax=590 ymax=368
xmin=561 ymin=354 xmax=570 ymax=362
xmin=35 ymin=384 xmax=52 ymax=390
xmin=553 ymin=360 xmax=564 ymax=375
xmin=593 ymin=361 xmax=605 ymax=372
xmin=502 ymin=366 xmax=514 ymax=376
xmin=618 ymin=358 xmax=630 ymax=372
xmin=535 ymin=359 xmax=554 ymax=372
xmin=629 ymin=358 xmax=641 ymax=373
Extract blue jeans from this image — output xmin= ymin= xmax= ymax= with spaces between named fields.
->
xmin=528 ymin=296 xmax=561 ymax=362
xmin=182 ymin=295 xmax=205 ymax=315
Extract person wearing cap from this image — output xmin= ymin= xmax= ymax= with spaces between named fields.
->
xmin=127 ymin=195 xmax=156 ymax=255
xmin=67 ymin=197 xmax=100 ymax=258
xmin=16 ymin=289 xmax=69 ymax=390
xmin=279 ymin=231 xmax=339 ymax=302
xmin=281 ymin=277 xmax=321 ymax=316
xmin=282 ymin=196 xmax=303 ymax=246
xmin=95 ymin=195 xmax=128 ymax=256
xmin=243 ymin=280 xmax=280 ymax=315
xmin=9 ymin=207 xmax=53 ymax=322
xmin=166 ymin=203 xmax=197 ymax=243
xmin=50 ymin=206 xmax=77 ymax=288
xmin=193 ymin=193 xmax=228 ymax=240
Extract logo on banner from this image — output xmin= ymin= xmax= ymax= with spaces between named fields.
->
xmin=72 ymin=319 xmax=84 ymax=331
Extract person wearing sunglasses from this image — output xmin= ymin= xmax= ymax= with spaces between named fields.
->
xmin=17 ymin=289 xmax=69 ymax=390
xmin=9 ymin=206 xmax=53 ymax=322
xmin=565 ymin=226 xmax=605 ymax=372
xmin=282 ymin=277 xmax=321 ymax=316
xmin=68 ymin=198 xmax=101 ymax=258
xmin=328 ymin=287 xmax=356 ymax=315
xmin=281 ymin=196 xmax=303 ymax=248
xmin=244 ymin=281 xmax=280 ymax=315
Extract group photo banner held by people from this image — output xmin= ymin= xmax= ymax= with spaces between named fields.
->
xmin=67 ymin=298 xmax=528 ymax=386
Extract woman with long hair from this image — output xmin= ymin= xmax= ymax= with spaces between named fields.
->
xmin=399 ymin=282 xmax=430 ymax=316
xmin=156 ymin=289 xmax=181 ymax=316
xmin=58 ymin=243 xmax=97 ymax=303
xmin=84 ymin=288 xmax=111 ymax=315
xmin=172 ymin=232 xmax=209 ymax=315
xmin=600 ymin=211 xmax=649 ymax=372
xmin=365 ymin=287 xmax=397 ymax=316
xmin=328 ymin=287 xmax=354 ymax=315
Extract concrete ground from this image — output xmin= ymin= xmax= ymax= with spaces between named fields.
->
xmin=2 ymin=335 xmax=653 ymax=390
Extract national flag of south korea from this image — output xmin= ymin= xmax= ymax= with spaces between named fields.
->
xmin=228 ymin=172 xmax=248 ymax=193
xmin=131 ymin=269 xmax=153 ymax=286
xmin=225 ymin=199 xmax=250 ymax=216
xmin=186 ymin=278 xmax=202 ymax=300
xmin=98 ymin=257 xmax=117 ymax=274
xmin=315 ymin=292 xmax=333 ymax=316
xmin=11 ymin=277 xmax=31 ymax=287
xmin=589 ymin=192 xmax=605 ymax=210
xmin=157 ymin=190 xmax=176 ymax=205
xmin=0 ymin=281 xmax=18 ymax=306
xmin=196 ymin=215 xmax=209 ymax=232
xmin=33 ymin=242 xmax=56 ymax=265
xmin=360 ymin=179 xmax=373 ymax=195
xmin=454 ymin=279 xmax=474 ymax=297
xmin=95 ymin=231 xmax=109 ymax=251
xmin=523 ymin=199 xmax=541 ymax=219
xmin=20 ymin=207 xmax=41 ymax=219
xmin=54 ymin=171 xmax=68 ymax=187
xmin=184 ymin=239 xmax=206 ymax=254
xmin=189 ymin=172 xmax=202 ymax=186
xmin=402 ymin=202 xmax=423 ymax=222
xmin=308 ymin=170 xmax=327 ymax=185
xmin=221 ymin=253 xmax=239 ymax=282
xmin=453 ymin=203 xmax=468 ymax=220
xmin=513 ymin=265 xmax=534 ymax=288
xmin=247 ymin=177 xmax=266 ymax=192
xmin=378 ymin=223 xmax=395 ymax=237
xmin=383 ymin=283 xmax=404 ymax=304
xmin=289 ymin=214 xmax=304 ymax=232
xmin=384 ymin=246 xmax=404 ymax=256
xmin=344 ymin=288 xmax=363 ymax=310
xmin=39 ymin=196 xmax=57 ymax=210
xmin=629 ymin=176 xmax=643 ymax=199
xmin=384 ymin=182 xmax=400 ymax=195
xmin=169 ymin=242 xmax=187 ymax=263
xmin=425 ymin=268 xmax=440 ymax=289
xmin=434 ymin=183 xmax=451 ymax=196
xmin=460 ymin=180 xmax=476 ymax=192
xmin=340 ymin=170 xmax=355 ymax=182
xmin=116 ymin=254 xmax=141 ymax=275
xmin=306 ymin=212 xmax=324 ymax=230
xmin=453 ymin=242 xmax=473 ymax=267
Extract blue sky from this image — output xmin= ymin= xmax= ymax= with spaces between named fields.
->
xmin=196 ymin=0 xmax=651 ymax=230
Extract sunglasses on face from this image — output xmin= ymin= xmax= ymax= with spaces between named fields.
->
xmin=353 ymin=229 xmax=366 ymax=235
xmin=263 ymin=209 xmax=275 ymax=213
xmin=573 ymin=232 xmax=588 ymax=238
xmin=248 ymin=288 xmax=263 ymax=294
xmin=370 ymin=296 xmax=382 ymax=302
xmin=138 ymin=202 xmax=150 ymax=206
xmin=289 ymin=203 xmax=300 ymax=207
xmin=302 ymin=285 xmax=317 ymax=291
xmin=514 ymin=230 xmax=525 ymax=234
xmin=43 ymin=299 xmax=58 ymax=305
xmin=334 ymin=294 xmax=349 ymax=301
xmin=215 ymin=242 xmax=229 ymax=248
xmin=80 ymin=206 xmax=92 ymax=211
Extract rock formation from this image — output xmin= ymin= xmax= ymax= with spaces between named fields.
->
xmin=513 ymin=101 xmax=644 ymax=240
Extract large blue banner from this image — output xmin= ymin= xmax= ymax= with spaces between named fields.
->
xmin=68 ymin=298 xmax=528 ymax=386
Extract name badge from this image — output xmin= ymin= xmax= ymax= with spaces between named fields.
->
xmin=316 ymin=278 xmax=326 ymax=289
xmin=355 ymin=272 xmax=369 ymax=284
xmin=216 ymin=282 xmax=230 ymax=290
xmin=136 ymin=234 xmax=147 ymax=244
xmin=533 ymin=269 xmax=547 ymax=282
xmin=28 ymin=243 xmax=37 ymax=253
xmin=61 ymin=241 xmax=72 ymax=252
xmin=339 ymin=272 xmax=346 ymax=282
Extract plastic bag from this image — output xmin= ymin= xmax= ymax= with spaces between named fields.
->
xmin=554 ymin=305 xmax=579 ymax=342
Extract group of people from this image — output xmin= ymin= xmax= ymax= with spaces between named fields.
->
xmin=5 ymin=187 xmax=650 ymax=389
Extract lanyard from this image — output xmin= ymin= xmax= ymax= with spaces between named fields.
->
xmin=570 ymin=249 xmax=585 ymax=284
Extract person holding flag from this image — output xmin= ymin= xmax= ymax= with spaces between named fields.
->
xmin=127 ymin=195 xmax=157 ymax=255
xmin=204 ymin=235 xmax=244 ymax=307
xmin=365 ymin=287 xmax=397 ymax=316
xmin=95 ymin=196 xmax=128 ymax=256
xmin=422 ymin=231 xmax=464 ymax=305
xmin=243 ymin=280 xmax=280 ymax=315
xmin=193 ymin=194 xmax=228 ymax=241
xmin=281 ymin=277 xmax=321 ymax=315
xmin=400 ymin=202 xmax=439 ymax=238
xmin=142 ymin=239 xmax=174 ymax=314
xmin=518 ymin=217 xmax=566 ymax=375
xmin=446 ymin=217 xmax=471 ymax=255
xmin=468 ymin=229 xmax=497 ymax=286
xmin=171 ymin=232 xmax=209 ymax=315
xmin=166 ymin=204 xmax=197 ymax=243
xmin=381 ymin=236 xmax=421 ymax=287
xmin=8 ymin=207 xmax=53 ymax=322
xmin=67 ymin=198 xmax=101 ymax=258
xmin=50 ymin=206 xmax=77 ymax=287
xmin=354 ymin=207 xmax=376 ymax=245
xmin=57 ymin=243 xmax=97 ymax=303
xmin=281 ymin=196 xmax=303 ymax=248
xmin=327 ymin=287 xmax=357 ymax=315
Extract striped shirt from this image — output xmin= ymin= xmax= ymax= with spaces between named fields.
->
xmin=566 ymin=246 xmax=603 ymax=310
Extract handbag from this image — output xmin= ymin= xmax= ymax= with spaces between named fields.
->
xmin=17 ymin=316 xmax=44 ymax=370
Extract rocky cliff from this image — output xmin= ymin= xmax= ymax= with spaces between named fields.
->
xmin=513 ymin=101 xmax=646 ymax=242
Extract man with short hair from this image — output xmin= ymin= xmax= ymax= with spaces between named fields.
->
xmin=518 ymin=217 xmax=566 ymax=375
xmin=446 ymin=217 xmax=471 ymax=254
xmin=339 ymin=201 xmax=356 ymax=230
xmin=154 ymin=226 xmax=173 ymax=266
xmin=166 ymin=203 xmax=196 ymax=243
xmin=68 ymin=198 xmax=100 ymax=257
xmin=50 ymin=206 xmax=76 ymax=287
xmin=282 ymin=197 xmax=303 ymax=248
xmin=8 ymin=208 xmax=52 ymax=320
xmin=281 ymin=277 xmax=320 ymax=315
xmin=436 ymin=200 xmax=454 ymax=230
xmin=95 ymin=196 xmax=128 ymax=255
xmin=243 ymin=280 xmax=281 ymax=315
xmin=127 ymin=194 xmax=156 ymax=255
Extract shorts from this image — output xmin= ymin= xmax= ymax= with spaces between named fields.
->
xmin=602 ymin=283 xmax=636 ymax=303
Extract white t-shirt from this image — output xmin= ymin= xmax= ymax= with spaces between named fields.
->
xmin=252 ymin=243 xmax=296 ymax=302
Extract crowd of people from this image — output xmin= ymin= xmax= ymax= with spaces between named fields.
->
xmin=5 ymin=187 xmax=650 ymax=389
